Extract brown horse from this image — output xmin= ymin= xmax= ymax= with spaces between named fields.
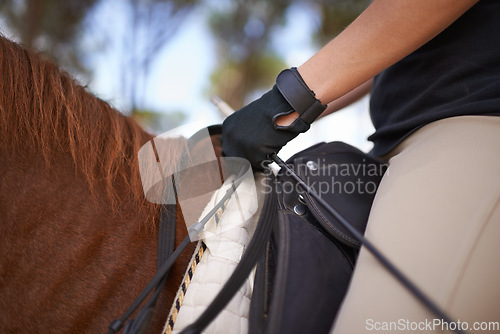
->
xmin=0 ymin=35 xmax=201 ymax=333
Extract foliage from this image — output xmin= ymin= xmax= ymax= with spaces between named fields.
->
xmin=206 ymin=0 xmax=370 ymax=109
xmin=0 ymin=0 xmax=370 ymax=129
xmin=311 ymin=0 xmax=371 ymax=46
xmin=131 ymin=109 xmax=187 ymax=133
xmin=0 ymin=0 xmax=199 ymax=131
xmin=114 ymin=0 xmax=199 ymax=112
xmin=0 ymin=0 xmax=99 ymax=77
xmin=206 ymin=0 xmax=292 ymax=108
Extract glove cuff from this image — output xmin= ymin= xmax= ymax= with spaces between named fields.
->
xmin=276 ymin=67 xmax=327 ymax=124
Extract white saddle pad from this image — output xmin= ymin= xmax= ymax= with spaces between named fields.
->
xmin=166 ymin=171 xmax=265 ymax=334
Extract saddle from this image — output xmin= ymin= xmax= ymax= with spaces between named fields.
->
xmin=249 ymin=141 xmax=385 ymax=334
xmin=110 ymin=126 xmax=462 ymax=334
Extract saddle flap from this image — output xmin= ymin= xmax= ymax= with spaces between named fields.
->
xmin=285 ymin=141 xmax=387 ymax=249
xmin=266 ymin=211 xmax=355 ymax=334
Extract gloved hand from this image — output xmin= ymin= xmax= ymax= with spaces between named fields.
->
xmin=222 ymin=67 xmax=326 ymax=170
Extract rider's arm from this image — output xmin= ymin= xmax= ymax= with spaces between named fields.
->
xmin=223 ymin=0 xmax=478 ymax=167
xmin=277 ymin=0 xmax=478 ymax=126
xmin=300 ymin=0 xmax=478 ymax=103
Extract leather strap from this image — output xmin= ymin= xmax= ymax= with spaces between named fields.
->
xmin=158 ymin=204 xmax=177 ymax=269
xmin=275 ymin=67 xmax=326 ymax=124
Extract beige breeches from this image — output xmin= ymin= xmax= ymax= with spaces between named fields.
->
xmin=332 ymin=116 xmax=500 ymax=334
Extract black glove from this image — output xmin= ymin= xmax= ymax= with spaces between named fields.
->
xmin=222 ymin=67 xmax=326 ymax=170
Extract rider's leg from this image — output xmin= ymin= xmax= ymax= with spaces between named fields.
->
xmin=331 ymin=115 xmax=500 ymax=333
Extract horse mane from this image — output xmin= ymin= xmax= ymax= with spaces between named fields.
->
xmin=0 ymin=34 xmax=181 ymax=219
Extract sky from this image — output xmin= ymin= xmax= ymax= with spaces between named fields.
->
xmin=87 ymin=1 xmax=375 ymax=160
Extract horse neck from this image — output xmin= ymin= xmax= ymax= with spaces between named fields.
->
xmin=0 ymin=146 xmax=191 ymax=333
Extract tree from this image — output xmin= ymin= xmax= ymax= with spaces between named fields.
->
xmin=311 ymin=0 xmax=371 ymax=46
xmin=86 ymin=0 xmax=199 ymax=131
xmin=116 ymin=0 xmax=198 ymax=113
xmin=0 ymin=0 xmax=198 ymax=131
xmin=207 ymin=0 xmax=291 ymax=109
xmin=0 ymin=0 xmax=99 ymax=78
xmin=206 ymin=0 xmax=370 ymax=110
xmin=0 ymin=0 xmax=370 ymax=129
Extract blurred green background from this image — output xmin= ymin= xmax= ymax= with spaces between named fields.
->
xmin=0 ymin=0 xmax=374 ymax=156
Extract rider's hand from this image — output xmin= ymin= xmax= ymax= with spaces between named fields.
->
xmin=222 ymin=68 xmax=326 ymax=170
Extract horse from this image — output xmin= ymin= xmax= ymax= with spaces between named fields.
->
xmin=0 ymin=34 xmax=205 ymax=333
